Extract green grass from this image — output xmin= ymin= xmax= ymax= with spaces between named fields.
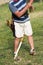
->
xmin=0 ymin=2 xmax=43 ymax=65
xmin=33 ymin=2 xmax=43 ymax=11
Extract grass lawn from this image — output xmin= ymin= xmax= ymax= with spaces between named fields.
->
xmin=0 ymin=2 xmax=43 ymax=65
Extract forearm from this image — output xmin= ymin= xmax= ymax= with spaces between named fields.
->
xmin=14 ymin=0 xmax=33 ymax=17
xmin=18 ymin=4 xmax=29 ymax=17
xmin=16 ymin=0 xmax=34 ymax=17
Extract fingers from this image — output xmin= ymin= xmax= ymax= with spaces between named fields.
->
xmin=28 ymin=2 xmax=32 ymax=8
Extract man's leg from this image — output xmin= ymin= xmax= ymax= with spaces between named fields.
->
xmin=28 ymin=35 xmax=34 ymax=50
xmin=14 ymin=37 xmax=20 ymax=54
xmin=25 ymin=21 xmax=36 ymax=55
xmin=28 ymin=35 xmax=36 ymax=55
xmin=14 ymin=22 xmax=24 ymax=59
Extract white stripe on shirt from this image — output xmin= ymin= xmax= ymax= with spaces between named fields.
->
xmin=18 ymin=3 xmax=26 ymax=11
xmin=14 ymin=0 xmax=23 ymax=6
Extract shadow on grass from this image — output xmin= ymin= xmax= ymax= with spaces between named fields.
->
xmin=21 ymin=43 xmax=30 ymax=52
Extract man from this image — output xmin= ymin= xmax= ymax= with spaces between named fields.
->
xmin=9 ymin=0 xmax=36 ymax=59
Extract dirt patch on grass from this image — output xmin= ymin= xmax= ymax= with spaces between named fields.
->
xmin=30 ymin=11 xmax=43 ymax=18
xmin=0 ymin=0 xmax=10 ymax=5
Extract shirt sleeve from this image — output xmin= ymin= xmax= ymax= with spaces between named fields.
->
xmin=9 ymin=3 xmax=18 ymax=13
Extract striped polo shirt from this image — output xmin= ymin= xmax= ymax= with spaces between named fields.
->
xmin=9 ymin=0 xmax=30 ymax=23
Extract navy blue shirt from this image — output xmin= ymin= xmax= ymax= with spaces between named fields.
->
xmin=9 ymin=0 xmax=30 ymax=23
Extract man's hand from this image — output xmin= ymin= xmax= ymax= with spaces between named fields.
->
xmin=28 ymin=2 xmax=32 ymax=8
xmin=28 ymin=0 xmax=33 ymax=8
xmin=27 ymin=0 xmax=34 ymax=12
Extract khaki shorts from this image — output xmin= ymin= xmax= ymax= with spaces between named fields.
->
xmin=14 ymin=21 xmax=33 ymax=38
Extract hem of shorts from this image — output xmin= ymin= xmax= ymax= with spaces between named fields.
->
xmin=25 ymin=33 xmax=33 ymax=36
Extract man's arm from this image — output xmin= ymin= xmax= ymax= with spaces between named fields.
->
xmin=9 ymin=0 xmax=33 ymax=18
xmin=14 ymin=0 xmax=33 ymax=17
xmin=14 ymin=4 xmax=29 ymax=17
